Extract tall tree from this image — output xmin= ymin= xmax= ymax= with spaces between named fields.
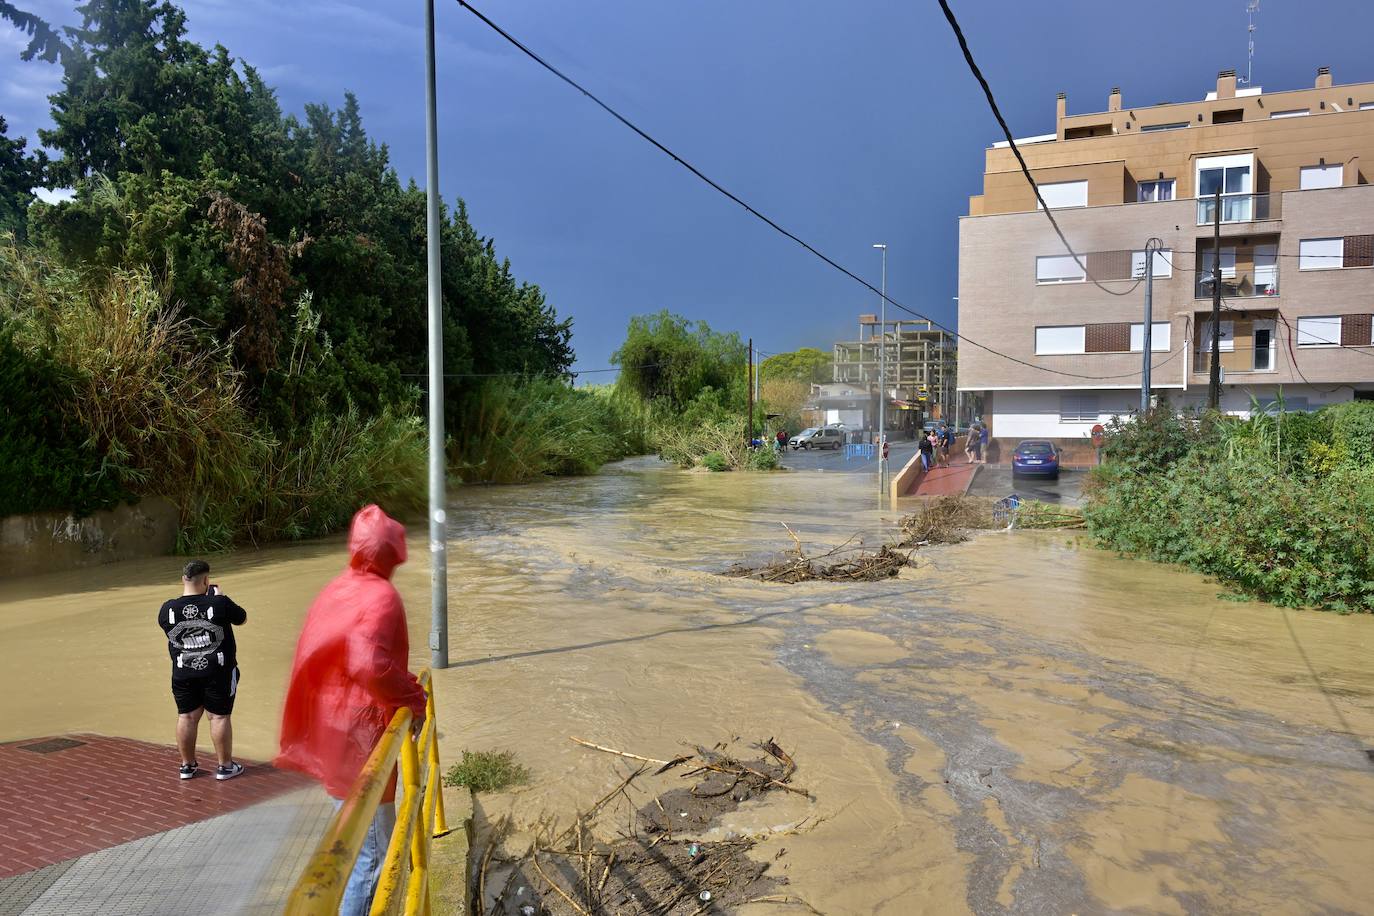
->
xmin=0 ymin=117 xmax=45 ymax=238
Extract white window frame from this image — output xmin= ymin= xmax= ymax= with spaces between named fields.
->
xmin=1060 ymin=395 xmax=1101 ymax=423
xmin=1361 ymin=102 xmax=1374 ymax=111
xmin=1200 ymin=319 xmax=1235 ymax=353
xmin=1140 ymin=122 xmax=1190 ymax=133
xmin=1299 ymin=164 xmax=1343 ymax=190
xmin=1035 ymin=325 xmax=1086 ymax=355
xmin=1131 ymin=248 xmax=1173 ymax=279
xmin=1270 ymin=109 xmax=1310 ymax=119
xmin=1137 ymin=179 xmax=1176 ymax=202
xmin=1036 ymin=180 xmax=1088 ymax=210
xmin=1299 ymin=237 xmax=1344 ymax=271
xmin=1130 ymin=322 xmax=1171 ymax=352
xmin=1296 ymin=316 xmax=1342 ymax=348
xmin=1035 ymin=255 xmax=1086 ymax=284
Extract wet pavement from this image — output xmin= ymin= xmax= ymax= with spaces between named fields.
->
xmin=2 ymin=456 xmax=1372 ymax=914
xmin=967 ymin=465 xmax=1087 ymax=505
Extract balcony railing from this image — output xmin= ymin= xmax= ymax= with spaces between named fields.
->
xmin=1195 ymin=264 xmax=1279 ymax=299
xmin=1196 ymin=192 xmax=1281 ymax=225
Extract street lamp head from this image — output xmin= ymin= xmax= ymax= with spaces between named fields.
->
xmin=873 ymin=243 xmax=887 ymax=250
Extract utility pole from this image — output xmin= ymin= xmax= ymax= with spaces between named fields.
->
xmin=747 ymin=338 xmax=754 ymax=449
xmin=1208 ymin=188 xmax=1223 ymax=410
xmin=423 ymin=0 xmax=448 ymax=669
xmin=1140 ymin=238 xmax=1159 ymax=414
xmin=873 ymin=243 xmax=887 ymax=498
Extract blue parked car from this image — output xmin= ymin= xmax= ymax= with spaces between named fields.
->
xmin=1011 ymin=440 xmax=1060 ymax=479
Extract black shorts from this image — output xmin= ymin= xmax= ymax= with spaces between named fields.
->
xmin=171 ymin=667 xmax=240 ymax=716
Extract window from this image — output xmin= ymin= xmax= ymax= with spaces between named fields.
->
xmin=1342 ymin=314 xmax=1374 ymax=346
xmin=1137 ymin=179 xmax=1175 ymax=202
xmin=1299 ymin=237 xmax=1344 ymax=270
xmin=1060 ymin=395 xmax=1101 ymax=423
xmin=1254 ymin=244 xmax=1278 ymax=295
xmin=1200 ymin=320 xmax=1235 ymax=352
xmin=1131 ymin=248 xmax=1174 ymax=278
xmin=1196 ymin=154 xmax=1254 ymax=223
xmin=1140 ymin=122 xmax=1190 ymax=133
xmin=1130 ymin=322 xmax=1171 ymax=352
xmin=1212 ymin=109 xmax=1244 ymax=124
xmin=1297 ymin=316 xmax=1342 ymax=347
xmin=1036 ymin=255 xmax=1086 ymax=284
xmin=1300 ymin=164 xmax=1343 ymax=190
xmin=1362 ymin=102 xmax=1374 ymax=111
xmin=1035 ymin=325 xmax=1085 ymax=355
xmin=1036 ymin=180 xmax=1088 ymax=209
xmin=1270 ymin=109 xmax=1310 ymax=119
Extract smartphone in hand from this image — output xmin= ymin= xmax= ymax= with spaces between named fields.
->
xmin=208 ymin=584 xmax=221 ymax=596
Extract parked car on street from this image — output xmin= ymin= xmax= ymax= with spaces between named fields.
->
xmin=1011 ymin=440 xmax=1061 ymax=479
xmin=791 ymin=426 xmax=844 ymax=450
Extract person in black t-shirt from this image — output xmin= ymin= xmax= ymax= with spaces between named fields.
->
xmin=158 ymin=559 xmax=248 ymax=781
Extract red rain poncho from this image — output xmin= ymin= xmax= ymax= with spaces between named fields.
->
xmin=275 ymin=505 xmax=427 ymax=801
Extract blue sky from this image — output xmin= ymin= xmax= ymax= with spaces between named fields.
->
xmin=4 ymin=1 xmax=1373 ymax=374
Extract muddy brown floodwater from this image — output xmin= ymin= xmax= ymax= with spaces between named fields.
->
xmin=2 ymin=456 xmax=1373 ymax=914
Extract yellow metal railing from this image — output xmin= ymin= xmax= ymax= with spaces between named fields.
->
xmin=285 ymin=669 xmax=449 ymax=915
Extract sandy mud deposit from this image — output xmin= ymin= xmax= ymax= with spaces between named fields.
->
xmin=3 ymin=457 xmax=1372 ymax=913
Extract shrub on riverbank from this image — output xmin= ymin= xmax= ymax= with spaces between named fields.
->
xmin=452 ymin=378 xmax=648 ymax=484
xmin=0 ymin=240 xmax=425 ymax=550
xmin=1085 ymin=402 xmax=1374 ymax=612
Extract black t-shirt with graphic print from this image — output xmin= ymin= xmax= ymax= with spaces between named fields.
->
xmin=158 ymin=593 xmax=248 ymax=680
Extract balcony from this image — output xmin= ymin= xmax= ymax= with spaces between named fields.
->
xmin=1196 ymin=192 xmax=1281 ymax=226
xmin=1195 ymin=263 xmax=1279 ymax=299
xmin=1195 ymin=235 xmax=1280 ymax=299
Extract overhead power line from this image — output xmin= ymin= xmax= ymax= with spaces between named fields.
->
xmin=936 ymin=0 xmax=1141 ymax=298
xmin=451 ymin=0 xmax=1175 ymax=383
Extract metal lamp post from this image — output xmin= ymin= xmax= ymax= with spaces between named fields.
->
xmin=424 ymin=0 xmax=449 ymax=669
xmin=873 ymin=243 xmax=887 ymax=499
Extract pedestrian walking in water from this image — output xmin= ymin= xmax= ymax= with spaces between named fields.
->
xmin=158 ymin=560 xmax=247 ymax=781
xmin=276 ymin=505 xmax=427 ymax=916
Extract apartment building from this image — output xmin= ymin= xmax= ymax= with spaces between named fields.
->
xmin=832 ymin=315 xmax=958 ymax=428
xmin=958 ymin=67 xmax=1374 ymax=453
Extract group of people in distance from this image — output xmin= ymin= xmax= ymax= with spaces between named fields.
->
xmin=158 ymin=504 xmax=423 ymax=916
xmin=917 ymin=421 xmax=989 ymax=471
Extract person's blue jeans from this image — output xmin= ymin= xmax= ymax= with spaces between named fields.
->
xmin=333 ymin=799 xmax=397 ymax=916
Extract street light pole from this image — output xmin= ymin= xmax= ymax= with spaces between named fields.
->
xmin=873 ymin=243 xmax=887 ymax=499
xmin=424 ymin=0 xmax=449 ymax=670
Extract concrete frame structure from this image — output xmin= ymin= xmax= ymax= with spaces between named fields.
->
xmin=959 ymin=67 xmax=1374 ymax=454
xmin=833 ymin=316 xmax=958 ymax=430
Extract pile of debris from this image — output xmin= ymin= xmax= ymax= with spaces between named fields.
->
xmin=725 ymin=525 xmax=913 ymax=583
xmin=474 ymin=738 xmax=819 ymax=915
xmin=898 ymin=494 xmax=998 ymax=546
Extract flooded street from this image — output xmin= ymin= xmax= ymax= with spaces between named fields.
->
xmin=2 ymin=457 xmax=1373 ymax=914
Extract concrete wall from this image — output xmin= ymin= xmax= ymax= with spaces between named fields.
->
xmin=0 ymin=499 xmax=179 ymax=578
xmin=986 ymin=384 xmax=1355 ymax=442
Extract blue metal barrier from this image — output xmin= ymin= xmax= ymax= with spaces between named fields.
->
xmin=844 ymin=443 xmax=876 ymax=461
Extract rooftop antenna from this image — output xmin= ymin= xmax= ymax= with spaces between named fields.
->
xmin=1238 ymin=1 xmax=1260 ymax=86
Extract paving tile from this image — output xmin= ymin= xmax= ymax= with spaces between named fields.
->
xmin=0 ymin=734 xmax=309 ymax=879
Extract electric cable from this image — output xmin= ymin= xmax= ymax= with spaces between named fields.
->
xmin=451 ymin=0 xmax=1174 ymax=383
xmin=936 ymin=0 xmax=1141 ymax=298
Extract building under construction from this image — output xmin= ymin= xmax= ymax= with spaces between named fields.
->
xmin=832 ymin=315 xmax=959 ymax=429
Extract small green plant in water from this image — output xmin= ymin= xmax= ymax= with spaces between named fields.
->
xmin=443 ymin=749 xmax=530 ymax=793
xmin=701 ymin=451 xmax=730 ymax=472
xmin=746 ymin=448 xmax=780 ymax=471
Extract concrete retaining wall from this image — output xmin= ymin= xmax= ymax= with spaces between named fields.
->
xmin=0 ymin=499 xmax=179 ymax=577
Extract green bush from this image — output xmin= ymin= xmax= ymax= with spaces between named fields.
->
xmin=655 ymin=416 xmax=747 ymax=469
xmin=701 ymin=451 xmax=730 ymax=472
xmin=452 ymin=377 xmax=647 ymax=484
xmin=0 ymin=325 xmax=129 ymax=517
xmin=443 ymin=749 xmax=530 ymax=794
xmin=1086 ymin=402 xmax=1374 ymax=612
xmin=746 ymin=447 xmax=780 ymax=471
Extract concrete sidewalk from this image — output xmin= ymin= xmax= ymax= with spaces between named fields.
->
xmin=0 ymin=788 xmax=334 ymax=915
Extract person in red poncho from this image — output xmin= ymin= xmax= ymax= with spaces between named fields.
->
xmin=276 ymin=504 xmax=427 ymax=916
